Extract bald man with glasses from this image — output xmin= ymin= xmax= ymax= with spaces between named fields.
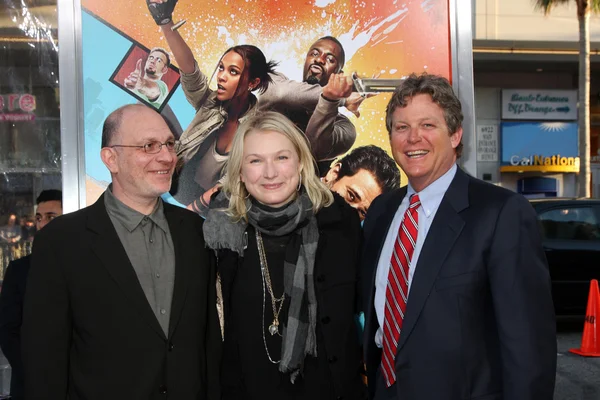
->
xmin=22 ymin=104 xmax=221 ymax=400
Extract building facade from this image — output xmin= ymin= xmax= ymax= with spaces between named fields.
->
xmin=473 ymin=0 xmax=600 ymax=197
xmin=0 ymin=0 xmax=60 ymax=276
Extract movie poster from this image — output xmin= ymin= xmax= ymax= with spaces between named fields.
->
xmin=82 ymin=0 xmax=451 ymax=214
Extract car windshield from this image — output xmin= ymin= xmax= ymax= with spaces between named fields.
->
xmin=538 ymin=207 xmax=600 ymax=241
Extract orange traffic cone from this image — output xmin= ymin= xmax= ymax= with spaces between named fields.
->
xmin=570 ymin=279 xmax=600 ymax=357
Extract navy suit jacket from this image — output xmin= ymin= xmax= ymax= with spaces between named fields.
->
xmin=362 ymin=167 xmax=556 ymax=400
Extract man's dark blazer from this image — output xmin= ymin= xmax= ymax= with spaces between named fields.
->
xmin=22 ymin=194 xmax=221 ymax=400
xmin=0 ymin=254 xmax=31 ymax=399
xmin=362 ymin=167 xmax=556 ymax=400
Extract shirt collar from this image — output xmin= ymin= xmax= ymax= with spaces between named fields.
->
xmin=104 ymin=185 xmax=169 ymax=233
xmin=407 ymin=163 xmax=457 ymax=218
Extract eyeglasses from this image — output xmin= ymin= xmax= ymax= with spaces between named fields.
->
xmin=110 ymin=139 xmax=179 ymax=154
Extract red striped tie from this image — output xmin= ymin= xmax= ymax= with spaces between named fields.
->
xmin=381 ymin=194 xmax=420 ymax=387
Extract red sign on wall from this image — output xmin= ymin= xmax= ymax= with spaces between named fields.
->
xmin=0 ymin=94 xmax=37 ymax=121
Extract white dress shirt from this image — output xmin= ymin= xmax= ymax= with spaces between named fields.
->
xmin=374 ymin=164 xmax=457 ymax=347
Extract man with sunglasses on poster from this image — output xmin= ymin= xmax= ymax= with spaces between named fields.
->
xmin=22 ymin=104 xmax=221 ymax=400
xmin=322 ymin=145 xmax=401 ymax=221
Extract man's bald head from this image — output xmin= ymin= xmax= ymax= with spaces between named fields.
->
xmin=99 ymin=103 xmax=177 ymax=214
xmin=101 ymin=104 xmax=150 ymax=148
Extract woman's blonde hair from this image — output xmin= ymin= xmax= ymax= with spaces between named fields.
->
xmin=221 ymin=111 xmax=334 ymax=221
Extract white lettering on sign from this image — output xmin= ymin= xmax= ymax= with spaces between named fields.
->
xmin=476 ymin=125 xmax=498 ymax=162
xmin=502 ymin=89 xmax=577 ymax=120
xmin=510 ymin=154 xmax=579 ymax=167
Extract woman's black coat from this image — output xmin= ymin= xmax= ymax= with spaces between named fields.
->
xmin=217 ymin=194 xmax=367 ymax=399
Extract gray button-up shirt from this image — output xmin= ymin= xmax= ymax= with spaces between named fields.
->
xmin=104 ymin=187 xmax=175 ymax=336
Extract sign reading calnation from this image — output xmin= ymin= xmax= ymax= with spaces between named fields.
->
xmin=502 ymin=89 xmax=577 ymax=121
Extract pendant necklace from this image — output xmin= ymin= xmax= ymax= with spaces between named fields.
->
xmin=256 ymin=230 xmax=285 ymax=363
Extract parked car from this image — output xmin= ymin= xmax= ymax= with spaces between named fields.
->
xmin=529 ymin=198 xmax=600 ymax=317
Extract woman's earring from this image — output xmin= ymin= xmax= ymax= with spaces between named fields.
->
xmin=248 ymin=86 xmax=253 ymax=92
xmin=297 ymin=173 xmax=302 ymax=191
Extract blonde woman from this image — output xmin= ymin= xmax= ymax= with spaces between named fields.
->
xmin=203 ymin=111 xmax=366 ymax=399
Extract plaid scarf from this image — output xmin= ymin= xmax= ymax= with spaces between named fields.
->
xmin=203 ymin=190 xmax=319 ymax=382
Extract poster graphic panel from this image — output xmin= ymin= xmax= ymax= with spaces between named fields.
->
xmin=82 ymin=0 xmax=452 ymax=210
xmin=109 ymin=43 xmax=181 ymax=112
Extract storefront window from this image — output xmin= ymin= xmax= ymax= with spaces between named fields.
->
xmin=0 ymin=0 xmax=60 ymax=278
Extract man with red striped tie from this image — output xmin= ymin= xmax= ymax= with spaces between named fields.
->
xmin=361 ymin=73 xmax=556 ymax=400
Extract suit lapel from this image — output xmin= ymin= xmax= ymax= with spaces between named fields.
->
xmin=165 ymin=205 xmax=189 ymax=339
xmin=396 ymin=168 xmax=470 ymax=353
xmin=365 ymin=187 xmax=407 ymax=303
xmin=87 ymin=194 xmax=166 ymax=340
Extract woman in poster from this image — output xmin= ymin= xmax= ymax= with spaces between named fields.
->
xmin=203 ymin=111 xmax=366 ymax=400
xmin=147 ymin=0 xmax=277 ymax=214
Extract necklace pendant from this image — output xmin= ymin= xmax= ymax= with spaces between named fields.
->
xmin=269 ymin=322 xmax=279 ymax=336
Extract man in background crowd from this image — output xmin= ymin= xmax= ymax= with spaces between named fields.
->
xmin=0 ymin=214 xmax=21 ymax=243
xmin=0 ymin=189 xmax=63 ymax=400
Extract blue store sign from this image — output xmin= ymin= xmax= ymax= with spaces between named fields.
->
xmin=500 ymin=121 xmax=579 ymax=173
